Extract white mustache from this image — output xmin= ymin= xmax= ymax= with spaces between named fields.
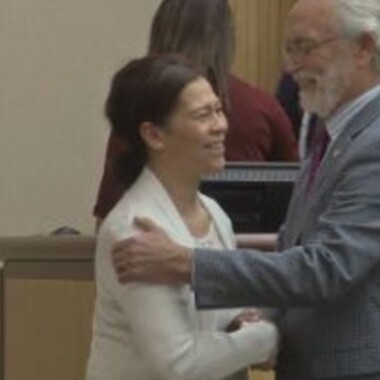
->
xmin=293 ymin=73 xmax=319 ymax=85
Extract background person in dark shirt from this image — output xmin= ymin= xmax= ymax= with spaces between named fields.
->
xmin=276 ymin=72 xmax=303 ymax=138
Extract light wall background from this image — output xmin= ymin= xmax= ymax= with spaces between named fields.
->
xmin=0 ymin=0 xmax=161 ymax=236
xmin=0 ymin=0 xmax=295 ymax=237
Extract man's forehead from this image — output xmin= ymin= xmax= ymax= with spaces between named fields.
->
xmin=287 ymin=0 xmax=334 ymax=24
xmin=283 ymin=18 xmax=322 ymax=49
xmin=284 ymin=3 xmax=336 ymax=43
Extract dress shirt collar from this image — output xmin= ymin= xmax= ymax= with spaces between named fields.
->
xmin=325 ymin=83 xmax=380 ymax=142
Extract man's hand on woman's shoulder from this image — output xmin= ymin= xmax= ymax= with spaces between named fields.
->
xmin=112 ymin=217 xmax=192 ymax=284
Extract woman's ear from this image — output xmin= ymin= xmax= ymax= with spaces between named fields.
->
xmin=139 ymin=121 xmax=165 ymax=151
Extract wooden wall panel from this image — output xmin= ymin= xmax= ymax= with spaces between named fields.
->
xmin=230 ymin=0 xmax=296 ymax=91
xmin=4 ymin=279 xmax=95 ymax=380
xmin=0 ymin=236 xmax=95 ymax=380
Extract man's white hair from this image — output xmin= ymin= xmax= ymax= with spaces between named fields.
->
xmin=334 ymin=0 xmax=380 ymax=72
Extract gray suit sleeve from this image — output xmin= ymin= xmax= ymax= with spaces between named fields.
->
xmin=194 ymin=141 xmax=380 ymax=309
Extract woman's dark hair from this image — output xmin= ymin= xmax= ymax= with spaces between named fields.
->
xmin=148 ymin=0 xmax=234 ymax=106
xmin=105 ymin=55 xmax=202 ymax=188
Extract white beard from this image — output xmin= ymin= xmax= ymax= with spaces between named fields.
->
xmin=296 ymin=54 xmax=354 ymax=118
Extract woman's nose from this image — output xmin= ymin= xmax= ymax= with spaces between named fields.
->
xmin=214 ymin=112 xmax=228 ymax=133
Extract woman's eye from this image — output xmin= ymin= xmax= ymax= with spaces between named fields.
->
xmin=195 ymin=112 xmax=210 ymax=120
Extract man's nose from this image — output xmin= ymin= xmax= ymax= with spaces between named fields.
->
xmin=283 ymin=55 xmax=303 ymax=75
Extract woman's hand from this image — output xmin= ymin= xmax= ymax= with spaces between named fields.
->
xmin=226 ymin=309 xmax=278 ymax=371
xmin=225 ymin=309 xmax=264 ymax=332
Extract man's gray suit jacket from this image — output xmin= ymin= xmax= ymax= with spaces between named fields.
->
xmin=194 ymin=93 xmax=380 ymax=380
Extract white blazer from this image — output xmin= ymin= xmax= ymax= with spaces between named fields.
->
xmin=86 ymin=167 xmax=277 ymax=380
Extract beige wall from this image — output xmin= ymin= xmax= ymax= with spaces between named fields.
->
xmin=0 ymin=0 xmax=160 ymax=236
xmin=0 ymin=0 xmax=294 ymax=236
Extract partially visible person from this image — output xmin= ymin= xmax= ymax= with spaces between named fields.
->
xmin=110 ymin=0 xmax=380 ymax=379
xmin=276 ymin=72 xmax=303 ymax=138
xmin=86 ymin=55 xmax=278 ymax=380
xmin=93 ymin=0 xmax=298 ymax=221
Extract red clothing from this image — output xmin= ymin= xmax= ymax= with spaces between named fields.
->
xmin=93 ymin=75 xmax=298 ymax=218
xmin=225 ymin=76 xmax=298 ymax=161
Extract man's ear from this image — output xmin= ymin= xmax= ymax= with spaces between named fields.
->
xmin=355 ymin=32 xmax=378 ymax=68
xmin=139 ymin=121 xmax=165 ymax=151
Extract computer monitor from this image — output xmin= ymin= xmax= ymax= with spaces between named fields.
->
xmin=201 ymin=162 xmax=300 ymax=233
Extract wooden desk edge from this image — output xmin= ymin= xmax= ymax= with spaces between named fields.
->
xmin=236 ymin=233 xmax=277 ymax=251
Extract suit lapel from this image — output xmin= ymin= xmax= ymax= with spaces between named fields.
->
xmin=282 ymin=93 xmax=380 ymax=247
xmin=312 ymin=93 xmax=380 ymax=197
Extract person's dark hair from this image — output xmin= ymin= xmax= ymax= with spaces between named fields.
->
xmin=148 ymin=0 xmax=234 ymax=105
xmin=105 ymin=55 xmax=202 ymax=188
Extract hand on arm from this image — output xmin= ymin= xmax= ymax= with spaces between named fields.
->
xmin=108 ymin=217 xmax=278 ymax=379
xmin=116 ymin=280 xmax=278 ymax=380
xmin=225 ymin=309 xmax=264 ymax=332
xmin=112 ymin=217 xmax=192 ymax=284
xmin=226 ymin=309 xmax=278 ymax=371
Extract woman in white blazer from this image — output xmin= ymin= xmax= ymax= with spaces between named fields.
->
xmin=86 ymin=55 xmax=278 ymax=380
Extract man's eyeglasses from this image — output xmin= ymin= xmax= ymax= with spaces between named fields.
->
xmin=283 ymin=36 xmax=339 ymax=62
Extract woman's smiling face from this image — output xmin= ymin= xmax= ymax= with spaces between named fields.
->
xmin=156 ymin=77 xmax=228 ymax=178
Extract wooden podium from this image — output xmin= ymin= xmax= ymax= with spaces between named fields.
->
xmin=0 ymin=236 xmax=95 ymax=380
xmin=0 ymin=235 xmax=274 ymax=380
